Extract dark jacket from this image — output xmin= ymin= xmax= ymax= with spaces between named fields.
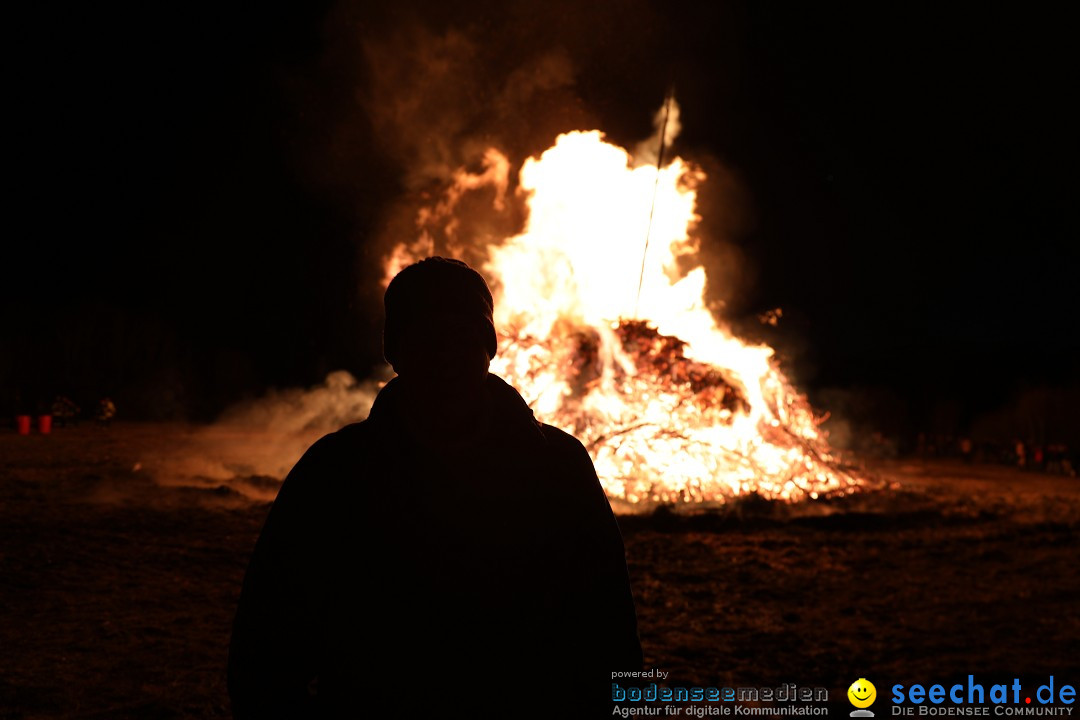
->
xmin=228 ymin=373 xmax=642 ymax=718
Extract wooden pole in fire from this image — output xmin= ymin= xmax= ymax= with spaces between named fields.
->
xmin=634 ymin=90 xmax=675 ymax=319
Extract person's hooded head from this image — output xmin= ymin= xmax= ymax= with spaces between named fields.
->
xmin=383 ymin=257 xmax=497 ymax=397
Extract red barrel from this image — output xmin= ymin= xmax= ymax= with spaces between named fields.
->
xmin=16 ymin=415 xmax=32 ymax=435
xmin=38 ymin=414 xmax=53 ymax=434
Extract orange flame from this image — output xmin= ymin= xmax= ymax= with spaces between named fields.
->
xmin=385 ymin=102 xmax=861 ymax=508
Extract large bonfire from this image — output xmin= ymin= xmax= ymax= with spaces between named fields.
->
xmin=385 ymin=102 xmax=861 ymax=508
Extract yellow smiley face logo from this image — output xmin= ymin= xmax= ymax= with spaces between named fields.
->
xmin=848 ymin=679 xmax=876 ymax=708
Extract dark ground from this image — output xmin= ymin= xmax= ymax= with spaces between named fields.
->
xmin=2 ymin=423 xmax=1078 ymax=718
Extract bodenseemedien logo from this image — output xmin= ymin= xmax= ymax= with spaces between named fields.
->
xmin=849 ymin=679 xmax=877 ymax=717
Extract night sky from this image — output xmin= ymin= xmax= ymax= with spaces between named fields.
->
xmin=5 ymin=2 xmax=1077 ymax=437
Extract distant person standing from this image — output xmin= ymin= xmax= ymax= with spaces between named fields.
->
xmin=95 ymin=398 xmax=116 ymax=426
xmin=52 ymin=395 xmax=80 ymax=427
xmin=959 ymin=437 xmax=973 ymax=464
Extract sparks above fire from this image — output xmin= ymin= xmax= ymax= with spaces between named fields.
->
xmin=385 ymin=101 xmax=861 ymax=508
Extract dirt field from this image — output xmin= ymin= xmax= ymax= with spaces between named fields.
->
xmin=2 ymin=423 xmax=1078 ymax=718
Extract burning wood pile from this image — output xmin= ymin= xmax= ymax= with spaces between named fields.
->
xmin=494 ymin=315 xmax=859 ymax=506
xmin=385 ymin=103 xmax=863 ymax=508
xmin=611 ymin=320 xmax=749 ymax=413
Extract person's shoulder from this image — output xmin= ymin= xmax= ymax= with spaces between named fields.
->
xmin=291 ymin=419 xmax=381 ymax=468
xmin=535 ymin=423 xmax=619 ymax=518
xmin=537 ymin=423 xmax=596 ymax=473
xmin=273 ymin=419 xmax=384 ymax=505
xmin=538 ymin=422 xmax=585 ymax=452
xmin=326 ymin=418 xmax=379 ymax=445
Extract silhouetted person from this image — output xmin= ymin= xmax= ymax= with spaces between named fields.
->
xmin=95 ymin=397 xmax=116 ymax=426
xmin=228 ymin=257 xmax=642 ymax=718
